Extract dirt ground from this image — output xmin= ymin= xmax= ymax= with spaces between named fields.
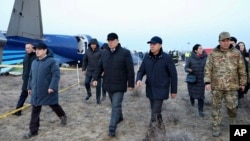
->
xmin=0 ymin=61 xmax=250 ymax=141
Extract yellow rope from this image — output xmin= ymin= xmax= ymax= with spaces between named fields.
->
xmin=0 ymin=83 xmax=79 ymax=120
xmin=0 ymin=65 xmax=77 ymax=70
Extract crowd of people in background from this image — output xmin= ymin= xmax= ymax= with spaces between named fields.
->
xmin=185 ymin=32 xmax=249 ymax=137
xmin=11 ymin=31 xmax=250 ymax=139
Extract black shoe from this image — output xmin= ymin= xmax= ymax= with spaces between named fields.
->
xmin=108 ymin=130 xmax=116 ymax=137
xmin=117 ymin=117 xmax=124 ymax=124
xmin=13 ymin=111 xmax=21 ymax=116
xmin=199 ymin=112 xmax=205 ymax=117
xmin=97 ymin=100 xmax=101 ymax=104
xmin=85 ymin=95 xmax=91 ymax=100
xmin=212 ymin=130 xmax=221 ymax=137
xmin=60 ymin=115 xmax=67 ymax=126
xmin=23 ymin=132 xmax=38 ymax=139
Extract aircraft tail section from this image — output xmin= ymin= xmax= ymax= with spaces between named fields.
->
xmin=6 ymin=0 xmax=43 ymax=40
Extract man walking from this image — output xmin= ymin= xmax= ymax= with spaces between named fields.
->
xmin=204 ymin=32 xmax=247 ymax=137
xmin=93 ymin=33 xmax=135 ymax=137
xmin=82 ymin=38 xmax=102 ymax=104
xmin=136 ymin=36 xmax=177 ymax=139
xmin=23 ymin=43 xmax=67 ymax=139
xmin=14 ymin=43 xmax=36 ymax=116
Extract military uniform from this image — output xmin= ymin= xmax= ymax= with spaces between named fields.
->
xmin=204 ymin=44 xmax=247 ymax=133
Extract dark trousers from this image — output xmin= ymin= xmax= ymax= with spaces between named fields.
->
xmin=101 ymin=78 xmax=106 ymax=97
xmin=16 ymin=90 xmax=29 ymax=111
xmin=238 ymin=89 xmax=244 ymax=107
xmin=108 ymin=92 xmax=124 ymax=131
xmin=29 ymin=104 xmax=66 ymax=134
xmin=149 ymin=99 xmax=163 ymax=123
xmin=190 ymin=97 xmax=204 ymax=112
xmin=102 ymin=88 xmax=106 ymax=97
xmin=238 ymin=89 xmax=244 ymax=99
xmin=84 ymin=75 xmax=101 ymax=101
xmin=190 ymin=97 xmax=195 ymax=105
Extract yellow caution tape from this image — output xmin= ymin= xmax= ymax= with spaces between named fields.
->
xmin=0 ymin=64 xmax=77 ymax=71
xmin=0 ymin=82 xmax=79 ymax=120
xmin=0 ymin=104 xmax=31 ymax=119
xmin=60 ymin=67 xmax=77 ymax=71
xmin=0 ymin=65 xmax=23 ymax=68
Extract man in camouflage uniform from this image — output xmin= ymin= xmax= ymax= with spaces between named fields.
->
xmin=204 ymin=31 xmax=247 ymax=137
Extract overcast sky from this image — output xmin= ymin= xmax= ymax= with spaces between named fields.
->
xmin=0 ymin=0 xmax=249 ymax=52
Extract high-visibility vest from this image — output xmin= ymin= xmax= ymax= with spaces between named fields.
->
xmin=185 ymin=52 xmax=190 ymax=57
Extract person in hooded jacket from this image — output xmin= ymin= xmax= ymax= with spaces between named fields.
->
xmin=23 ymin=43 xmax=67 ymax=139
xmin=14 ymin=43 xmax=36 ymax=116
xmin=82 ymin=38 xmax=102 ymax=104
xmin=185 ymin=44 xmax=207 ymax=117
xmin=136 ymin=36 xmax=177 ymax=139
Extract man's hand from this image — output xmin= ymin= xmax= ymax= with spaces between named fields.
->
xmin=93 ymin=81 xmax=97 ymax=87
xmin=240 ymin=85 xmax=245 ymax=92
xmin=171 ymin=93 xmax=177 ymax=99
xmin=128 ymin=87 xmax=134 ymax=91
xmin=82 ymin=71 xmax=86 ymax=75
xmin=48 ymin=89 xmax=54 ymax=94
xmin=28 ymin=90 xmax=32 ymax=95
xmin=205 ymin=84 xmax=211 ymax=91
xmin=136 ymin=80 xmax=142 ymax=87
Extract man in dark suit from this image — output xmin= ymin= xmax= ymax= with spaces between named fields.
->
xmin=93 ymin=33 xmax=135 ymax=137
xmin=14 ymin=43 xmax=36 ymax=116
xmin=136 ymin=36 xmax=178 ymax=139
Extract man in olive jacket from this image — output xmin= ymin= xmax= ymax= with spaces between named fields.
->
xmin=93 ymin=33 xmax=135 ymax=137
xmin=204 ymin=32 xmax=247 ymax=137
xmin=23 ymin=43 xmax=67 ymax=139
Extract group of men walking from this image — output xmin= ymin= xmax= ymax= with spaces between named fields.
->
xmin=12 ymin=31 xmax=247 ymax=139
xmin=13 ymin=32 xmax=177 ymax=140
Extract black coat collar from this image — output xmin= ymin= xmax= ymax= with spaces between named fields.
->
xmin=148 ymin=48 xmax=163 ymax=59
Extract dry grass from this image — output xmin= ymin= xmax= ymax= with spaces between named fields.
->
xmin=0 ymin=61 xmax=250 ymax=141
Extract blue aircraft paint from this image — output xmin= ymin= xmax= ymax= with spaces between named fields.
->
xmin=2 ymin=33 xmax=141 ymax=65
xmin=2 ymin=34 xmax=90 ymax=65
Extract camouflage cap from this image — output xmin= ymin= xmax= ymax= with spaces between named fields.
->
xmin=219 ymin=32 xmax=230 ymax=41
